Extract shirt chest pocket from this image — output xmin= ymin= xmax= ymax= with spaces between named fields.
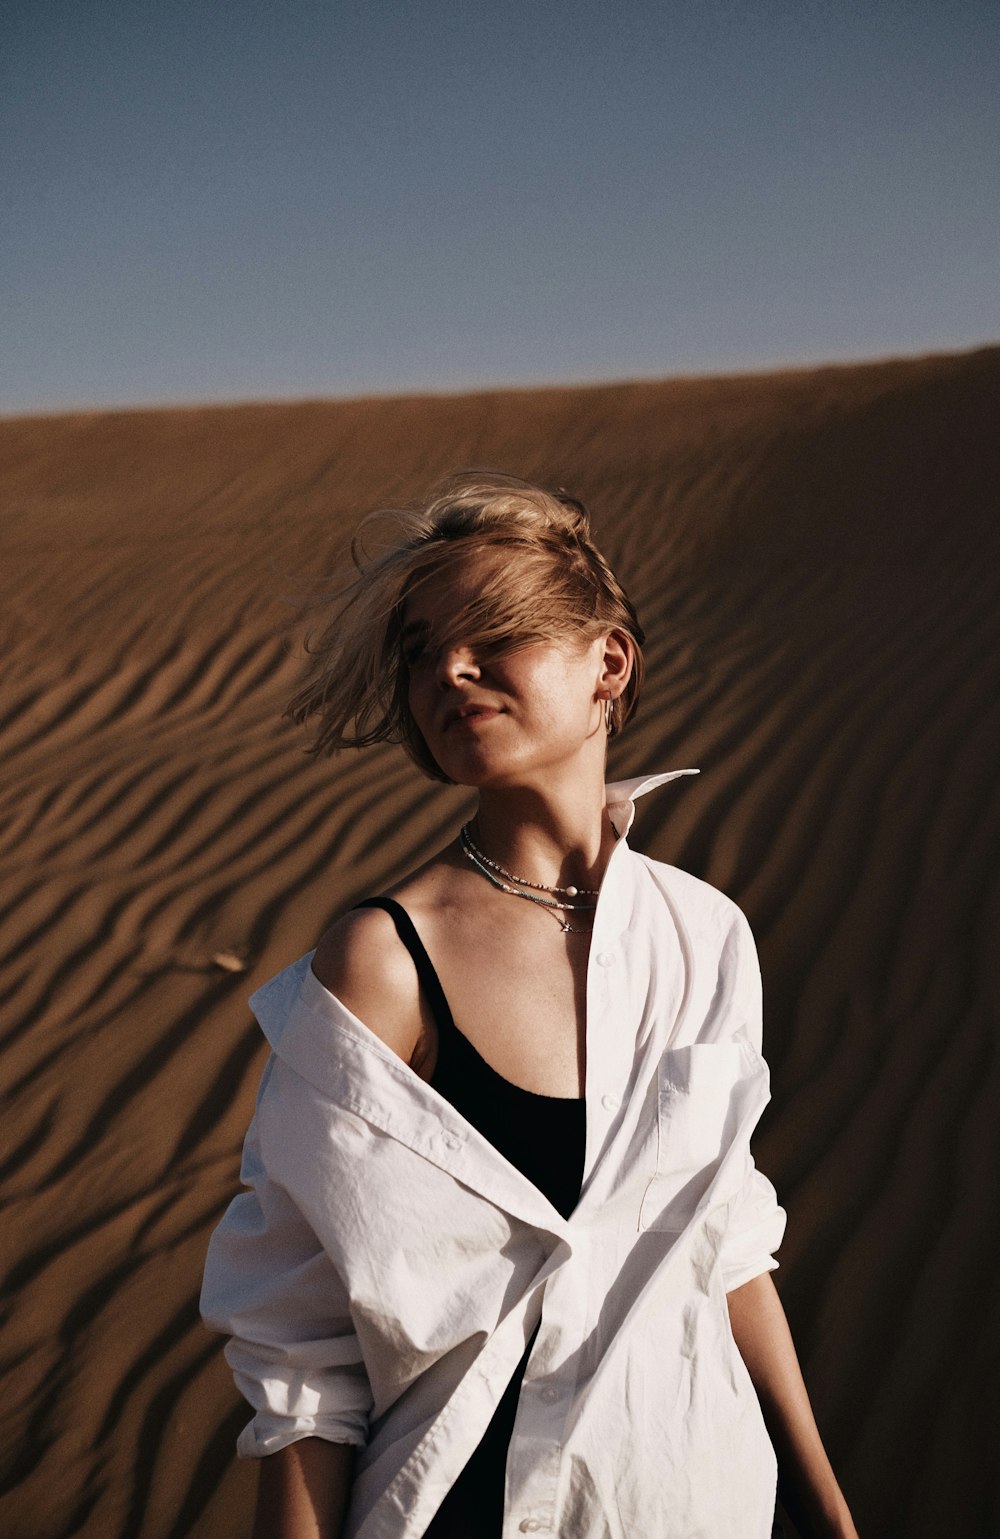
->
xmin=639 ymin=1042 xmax=747 ymax=1232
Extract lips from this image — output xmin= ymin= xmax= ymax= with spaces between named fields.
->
xmin=442 ymin=702 xmax=503 ymax=731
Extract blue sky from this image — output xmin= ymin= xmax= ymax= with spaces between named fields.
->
xmin=3 ymin=0 xmax=998 ymax=413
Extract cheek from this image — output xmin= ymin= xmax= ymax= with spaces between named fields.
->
xmin=524 ymin=661 xmax=595 ymax=726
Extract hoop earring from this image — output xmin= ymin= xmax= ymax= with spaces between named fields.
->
xmin=604 ymin=696 xmax=615 ymax=735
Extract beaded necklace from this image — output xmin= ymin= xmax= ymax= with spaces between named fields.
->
xmin=459 ymin=822 xmax=598 ymax=934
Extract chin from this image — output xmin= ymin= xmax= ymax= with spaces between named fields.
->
xmin=433 ymin=751 xmax=515 ymax=790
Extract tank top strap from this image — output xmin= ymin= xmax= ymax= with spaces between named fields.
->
xmin=353 ymin=896 xmax=457 ymax=1038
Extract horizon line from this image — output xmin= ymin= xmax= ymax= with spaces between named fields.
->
xmin=3 ymin=339 xmax=998 ymax=424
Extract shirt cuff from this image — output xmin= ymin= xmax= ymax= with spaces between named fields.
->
xmin=719 ymin=1168 xmax=786 ymax=1293
xmin=235 ymin=1409 xmax=369 ymax=1459
xmin=225 ymin=1343 xmax=372 ymax=1459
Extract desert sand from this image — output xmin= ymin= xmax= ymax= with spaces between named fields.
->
xmin=2 ymin=346 xmax=998 ymax=1538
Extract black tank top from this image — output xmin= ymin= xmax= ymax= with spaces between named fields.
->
xmin=354 ymin=898 xmax=586 ymax=1537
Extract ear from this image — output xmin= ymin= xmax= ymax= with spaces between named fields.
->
xmin=596 ymin=629 xmax=633 ymax=700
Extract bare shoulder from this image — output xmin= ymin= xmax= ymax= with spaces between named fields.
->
xmin=311 ymin=905 xmax=425 ymax=1065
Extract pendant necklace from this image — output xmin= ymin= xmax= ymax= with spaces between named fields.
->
xmin=459 ymin=822 xmax=599 ymax=933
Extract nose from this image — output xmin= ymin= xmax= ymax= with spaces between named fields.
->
xmin=434 ymin=641 xmax=480 ymax=687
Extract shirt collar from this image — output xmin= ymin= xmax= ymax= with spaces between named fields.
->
xmin=605 ymin=769 xmax=699 ymax=839
xmin=593 ymin=770 xmax=698 ymax=945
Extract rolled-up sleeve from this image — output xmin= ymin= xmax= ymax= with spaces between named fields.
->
xmin=719 ymin=909 xmax=787 ymax=1293
xmin=720 ymin=1161 xmax=786 ymax=1292
xmin=200 ymin=1058 xmax=373 ymax=1457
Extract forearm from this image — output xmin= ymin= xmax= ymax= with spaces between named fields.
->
xmin=251 ymin=1437 xmax=356 ymax=1539
xmin=726 ymin=1273 xmax=858 ymax=1539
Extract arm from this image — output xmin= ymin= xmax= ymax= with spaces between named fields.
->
xmin=727 ymin=1273 xmax=858 ymax=1539
xmin=252 ymin=1439 xmax=356 ymax=1539
xmin=205 ymin=916 xmax=428 ymax=1536
xmin=201 ymin=1059 xmax=372 ymax=1534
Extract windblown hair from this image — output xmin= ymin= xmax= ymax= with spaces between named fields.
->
xmin=287 ymin=472 xmax=646 ymax=783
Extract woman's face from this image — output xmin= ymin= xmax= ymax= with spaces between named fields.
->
xmin=401 ymin=552 xmax=613 ymax=789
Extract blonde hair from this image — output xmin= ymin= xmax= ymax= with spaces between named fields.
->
xmin=287 ymin=472 xmax=645 ymax=782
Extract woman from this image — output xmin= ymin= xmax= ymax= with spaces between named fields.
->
xmin=201 ymin=474 xmax=858 ymax=1539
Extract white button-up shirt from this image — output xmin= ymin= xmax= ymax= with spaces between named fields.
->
xmin=201 ymin=773 xmax=786 ymax=1539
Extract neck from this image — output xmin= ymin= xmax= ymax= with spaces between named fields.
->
xmin=472 ymin=772 xmax=619 ymax=892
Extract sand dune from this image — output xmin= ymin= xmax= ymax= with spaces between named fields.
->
xmin=2 ymin=346 xmax=998 ymax=1537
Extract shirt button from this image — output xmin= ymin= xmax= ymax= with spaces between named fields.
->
xmin=601 ymin=1093 xmax=620 ymax=1112
xmin=519 ymin=1522 xmax=547 ymax=1534
xmin=441 ymin=1131 xmax=461 ymax=1150
xmin=539 ymin=1385 xmax=559 ymax=1403
xmin=596 ymin=951 xmax=614 ymax=967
